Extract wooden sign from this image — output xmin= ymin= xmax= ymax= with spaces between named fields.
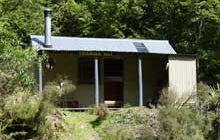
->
xmin=79 ymin=51 xmax=113 ymax=57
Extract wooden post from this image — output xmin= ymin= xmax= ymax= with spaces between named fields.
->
xmin=94 ymin=58 xmax=99 ymax=107
xmin=138 ymin=57 xmax=143 ymax=106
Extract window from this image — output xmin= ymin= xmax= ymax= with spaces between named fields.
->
xmin=78 ymin=58 xmax=101 ymax=83
xmin=78 ymin=58 xmax=96 ymax=83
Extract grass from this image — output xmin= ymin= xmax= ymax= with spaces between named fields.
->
xmin=94 ymin=107 xmax=158 ymax=140
xmin=61 ymin=107 xmax=158 ymax=140
xmin=62 ymin=111 xmax=100 ymax=140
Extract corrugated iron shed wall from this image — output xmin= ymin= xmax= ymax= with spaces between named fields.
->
xmin=168 ymin=56 xmax=197 ymax=100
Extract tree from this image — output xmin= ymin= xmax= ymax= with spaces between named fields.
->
xmin=51 ymin=0 xmax=220 ymax=85
xmin=0 ymin=0 xmax=45 ymax=93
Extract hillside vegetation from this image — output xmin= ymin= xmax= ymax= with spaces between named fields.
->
xmin=61 ymin=95 xmax=220 ymax=140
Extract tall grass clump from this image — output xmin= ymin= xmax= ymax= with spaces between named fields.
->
xmin=158 ymin=106 xmax=211 ymax=140
xmin=157 ymin=85 xmax=219 ymax=140
xmin=0 ymin=88 xmax=74 ymax=139
xmin=196 ymin=83 xmax=220 ymax=140
xmin=159 ymin=88 xmax=177 ymax=106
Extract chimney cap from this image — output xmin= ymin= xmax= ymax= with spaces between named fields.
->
xmin=44 ymin=8 xmax=52 ymax=15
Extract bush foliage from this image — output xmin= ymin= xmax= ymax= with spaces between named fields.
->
xmin=93 ymin=85 xmax=220 ymax=140
xmin=0 ymin=31 xmax=73 ymax=139
xmin=158 ymin=107 xmax=211 ymax=140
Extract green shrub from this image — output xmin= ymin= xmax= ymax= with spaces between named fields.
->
xmin=208 ymin=115 xmax=220 ymax=140
xmin=158 ymin=106 xmax=212 ymax=140
xmin=96 ymin=103 xmax=108 ymax=120
xmin=90 ymin=104 xmax=108 ymax=128
xmin=43 ymin=75 xmax=76 ymax=104
xmin=0 ymin=89 xmax=74 ymax=139
xmin=159 ymin=88 xmax=177 ymax=107
xmin=198 ymin=83 xmax=220 ymax=112
xmin=37 ymin=109 xmax=71 ymax=140
xmin=196 ymin=83 xmax=220 ymax=140
xmin=3 ymin=92 xmax=40 ymax=120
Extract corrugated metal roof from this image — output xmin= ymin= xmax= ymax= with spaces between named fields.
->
xmin=30 ymin=35 xmax=176 ymax=54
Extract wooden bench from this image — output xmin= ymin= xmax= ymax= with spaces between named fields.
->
xmin=104 ymin=100 xmax=123 ymax=108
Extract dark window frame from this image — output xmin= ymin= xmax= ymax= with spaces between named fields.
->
xmin=78 ymin=58 xmax=100 ymax=84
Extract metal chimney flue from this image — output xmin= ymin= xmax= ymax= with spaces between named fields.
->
xmin=44 ymin=8 xmax=52 ymax=47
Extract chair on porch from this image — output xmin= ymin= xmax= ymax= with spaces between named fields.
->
xmin=58 ymin=96 xmax=79 ymax=108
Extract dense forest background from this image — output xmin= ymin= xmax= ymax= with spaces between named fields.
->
xmin=0 ymin=0 xmax=219 ymax=86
